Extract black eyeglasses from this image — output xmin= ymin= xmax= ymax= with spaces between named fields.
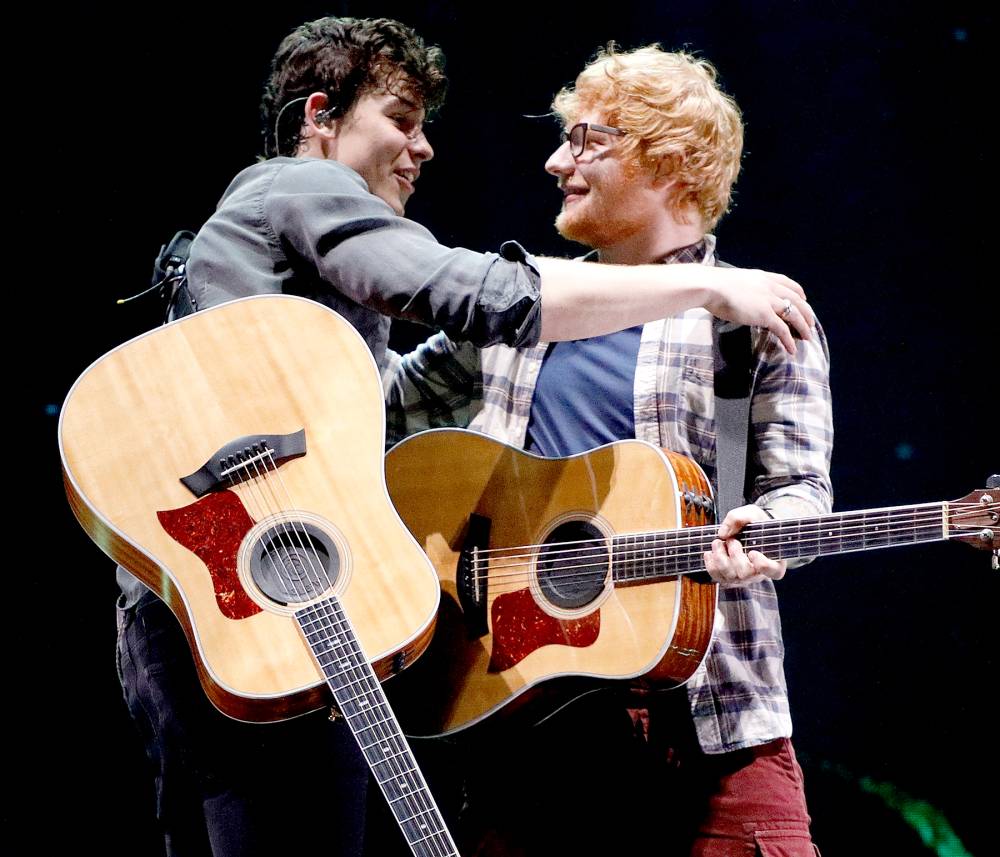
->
xmin=561 ymin=122 xmax=627 ymax=157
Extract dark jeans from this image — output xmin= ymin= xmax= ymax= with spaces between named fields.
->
xmin=116 ymin=597 xmax=369 ymax=857
xmin=375 ymin=690 xmax=817 ymax=857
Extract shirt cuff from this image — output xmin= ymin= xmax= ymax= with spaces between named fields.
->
xmin=477 ymin=240 xmax=542 ymax=348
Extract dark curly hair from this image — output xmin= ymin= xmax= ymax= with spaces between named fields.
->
xmin=262 ymin=16 xmax=448 ymax=158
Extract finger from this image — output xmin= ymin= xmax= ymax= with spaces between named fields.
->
xmin=747 ymin=551 xmax=786 ymax=581
xmin=718 ymin=506 xmax=758 ymax=538
xmin=796 ymin=297 xmax=815 ymax=330
xmin=765 ymin=271 xmax=806 ymax=300
xmin=767 ymin=309 xmax=797 ymax=355
xmin=725 ymin=537 xmax=749 ymax=563
xmin=768 ymin=279 xmax=814 ymax=331
xmin=719 ymin=540 xmax=761 ymax=587
xmin=724 ymin=538 xmax=755 ymax=580
xmin=778 ymin=303 xmax=811 ymax=345
xmin=705 ymin=540 xmax=739 ymax=583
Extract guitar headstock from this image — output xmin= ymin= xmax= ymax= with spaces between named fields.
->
xmin=949 ymin=478 xmax=1000 ymax=566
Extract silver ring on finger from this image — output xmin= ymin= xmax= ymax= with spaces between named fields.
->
xmin=780 ymin=299 xmax=793 ymax=320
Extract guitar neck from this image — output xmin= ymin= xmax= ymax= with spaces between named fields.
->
xmin=613 ymin=500 xmax=949 ymax=581
xmin=296 ymin=599 xmax=458 ymax=857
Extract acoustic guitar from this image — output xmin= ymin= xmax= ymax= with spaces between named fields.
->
xmin=60 ymin=295 xmax=459 ymax=856
xmin=383 ymin=428 xmax=999 ymax=737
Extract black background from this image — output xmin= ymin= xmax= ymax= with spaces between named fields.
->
xmin=18 ymin=2 xmax=995 ymax=854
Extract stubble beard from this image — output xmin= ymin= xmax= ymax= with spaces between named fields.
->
xmin=554 ymin=199 xmax=646 ymax=251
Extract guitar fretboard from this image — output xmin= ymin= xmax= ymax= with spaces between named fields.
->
xmin=612 ymin=501 xmax=948 ymax=581
xmin=297 ymin=599 xmax=458 ymax=857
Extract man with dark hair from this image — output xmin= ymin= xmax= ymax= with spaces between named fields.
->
xmin=114 ymin=17 xmax=815 ymax=856
xmin=387 ymin=45 xmax=831 ymax=857
xmin=262 ymin=16 xmax=449 ymax=160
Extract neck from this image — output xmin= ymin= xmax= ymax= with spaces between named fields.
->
xmin=596 ymin=215 xmax=704 ymax=265
xmin=611 ymin=500 xmax=953 ymax=581
xmin=295 ymin=136 xmax=327 ymax=159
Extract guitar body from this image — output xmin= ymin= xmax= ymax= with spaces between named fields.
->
xmin=384 ymin=429 xmax=718 ymax=737
xmin=60 ymin=295 xmax=440 ymax=723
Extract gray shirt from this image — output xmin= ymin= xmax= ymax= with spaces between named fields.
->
xmin=118 ymin=156 xmax=542 ymax=607
xmin=186 ymin=157 xmax=541 ymax=366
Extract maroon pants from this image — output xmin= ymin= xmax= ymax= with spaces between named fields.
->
xmin=432 ymin=691 xmax=819 ymax=857
xmin=687 ymin=738 xmax=817 ymax=856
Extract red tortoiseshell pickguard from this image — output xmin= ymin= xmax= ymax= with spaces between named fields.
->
xmin=157 ymin=491 xmax=262 ymax=620
xmin=488 ymin=588 xmax=599 ymax=672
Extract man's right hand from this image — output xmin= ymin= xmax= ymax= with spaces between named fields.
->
xmin=700 ymin=266 xmax=814 ymax=355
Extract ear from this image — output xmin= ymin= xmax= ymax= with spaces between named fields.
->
xmin=651 ymin=154 xmax=678 ymax=187
xmin=650 ymin=155 xmax=685 ymax=210
xmin=304 ymin=92 xmax=339 ymax=139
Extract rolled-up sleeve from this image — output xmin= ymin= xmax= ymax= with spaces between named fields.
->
xmin=263 ymin=159 xmax=541 ymax=347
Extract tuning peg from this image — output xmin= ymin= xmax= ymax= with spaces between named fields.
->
xmin=987 ymin=474 xmax=1000 ymax=489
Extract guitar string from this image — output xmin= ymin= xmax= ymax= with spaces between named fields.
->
xmin=229 ymin=451 xmax=455 ymax=844
xmin=231 ymin=456 xmax=451 ymax=857
xmin=252 ymin=448 xmax=454 ymax=856
xmin=227 ymin=458 xmax=446 ymax=857
xmin=467 ymin=505 xmax=997 ymax=592
xmin=474 ymin=519 xmax=978 ymax=598
xmin=224 ymin=457 xmax=438 ymax=846
xmin=475 ymin=512 xmax=992 ymax=585
xmin=226 ymin=468 xmax=296 ymax=603
xmin=243 ymin=453 xmax=450 ymax=857
xmin=470 ymin=501 xmax=992 ymax=561
xmin=475 ymin=520 xmax=982 ymax=591
xmin=481 ymin=516 xmax=960 ymax=576
xmin=480 ymin=508 xmax=983 ymax=574
xmin=251 ymin=453 xmax=447 ymax=853
xmin=303 ymin=598 xmax=455 ymax=857
xmin=263 ymin=458 xmax=456 ymax=857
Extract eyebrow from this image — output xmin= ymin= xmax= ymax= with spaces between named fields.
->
xmin=385 ymin=93 xmax=423 ymax=114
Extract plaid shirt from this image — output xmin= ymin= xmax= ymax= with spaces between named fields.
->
xmin=384 ymin=235 xmax=834 ymax=753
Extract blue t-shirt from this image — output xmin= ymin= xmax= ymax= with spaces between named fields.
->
xmin=525 ymin=326 xmax=643 ymax=457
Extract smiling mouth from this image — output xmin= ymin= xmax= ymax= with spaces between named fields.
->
xmin=395 ymin=172 xmax=416 ymax=194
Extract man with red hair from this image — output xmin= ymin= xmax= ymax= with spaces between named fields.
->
xmin=389 ymin=45 xmax=832 ymax=856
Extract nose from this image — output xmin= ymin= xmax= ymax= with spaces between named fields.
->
xmin=545 ymin=140 xmax=574 ymax=177
xmin=409 ymin=130 xmax=434 ymax=164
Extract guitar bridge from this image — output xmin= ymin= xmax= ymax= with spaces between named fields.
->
xmin=180 ymin=429 xmax=306 ymax=496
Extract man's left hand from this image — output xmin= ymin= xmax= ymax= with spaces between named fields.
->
xmin=704 ymin=504 xmax=787 ymax=588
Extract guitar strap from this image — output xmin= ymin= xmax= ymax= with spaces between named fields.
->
xmin=712 ymin=260 xmax=754 ymax=519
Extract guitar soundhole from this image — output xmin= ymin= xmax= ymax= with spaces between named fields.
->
xmin=537 ymin=520 xmax=608 ymax=609
xmin=249 ymin=522 xmax=340 ymax=605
